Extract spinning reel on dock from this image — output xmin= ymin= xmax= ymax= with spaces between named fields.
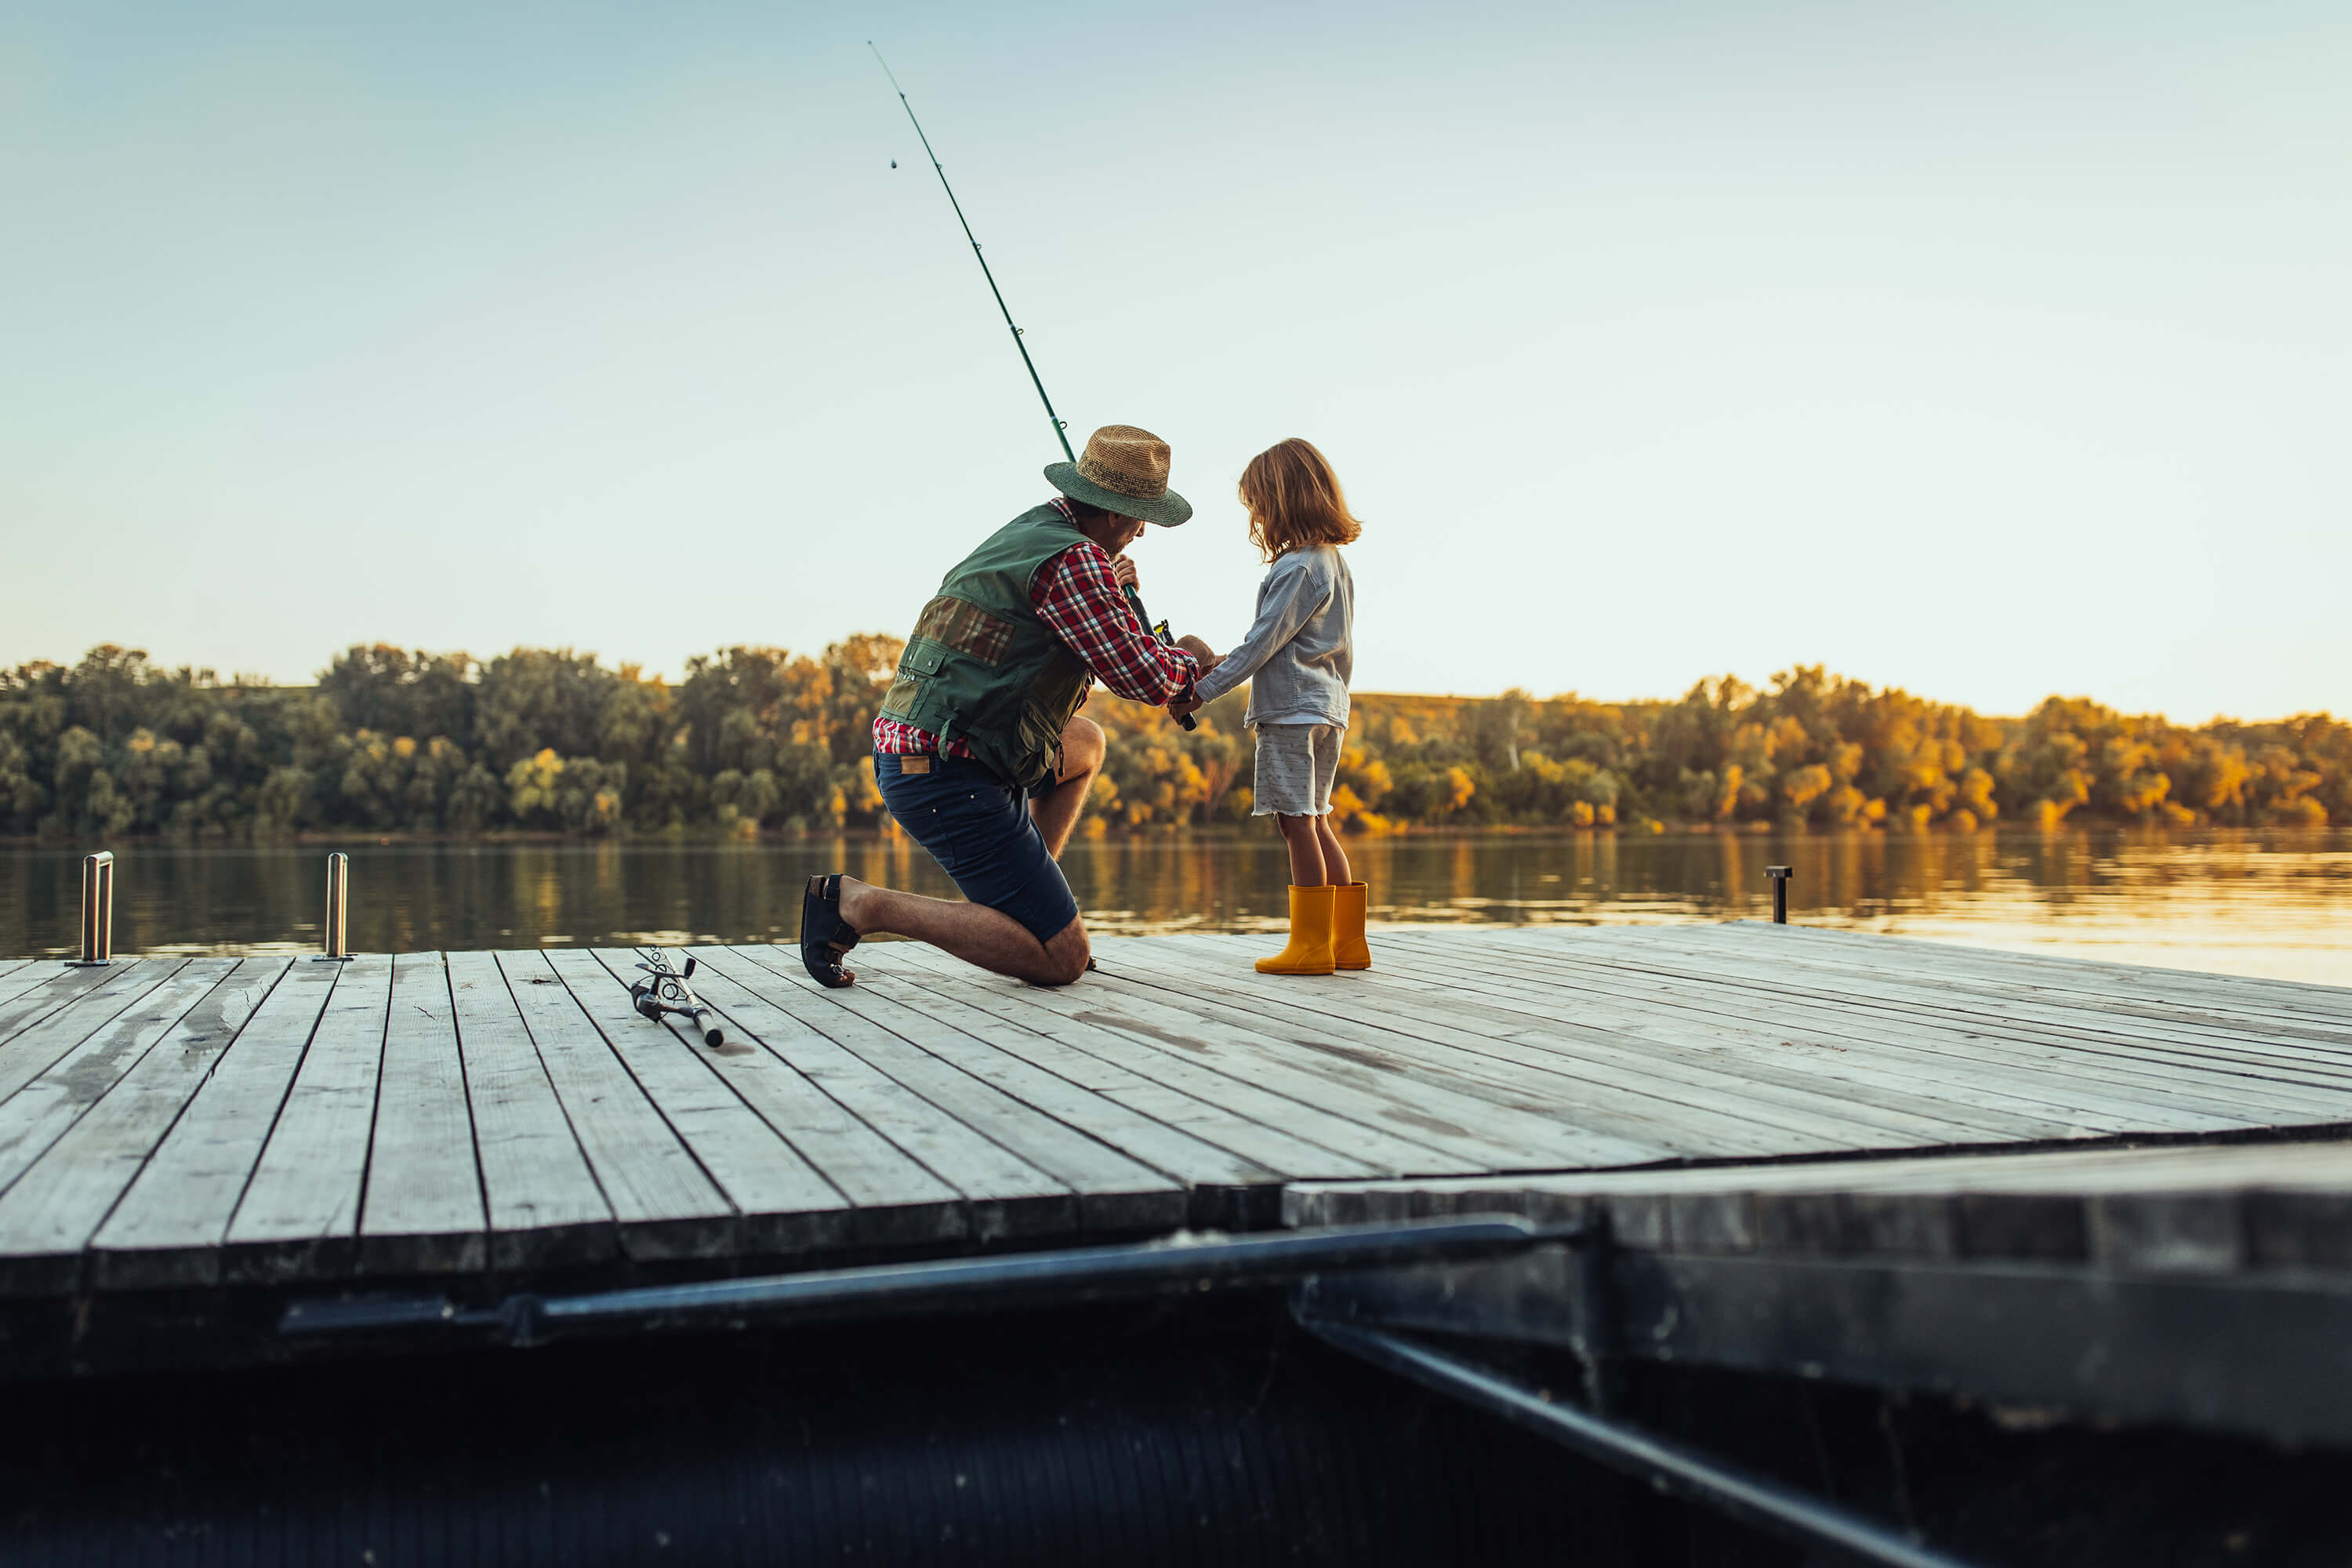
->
xmin=629 ymin=952 xmax=724 ymax=1049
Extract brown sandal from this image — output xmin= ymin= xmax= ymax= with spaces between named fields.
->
xmin=800 ymin=874 xmax=858 ymax=988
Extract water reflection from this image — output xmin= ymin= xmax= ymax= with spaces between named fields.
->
xmin=2 ymin=828 xmax=2348 ymax=985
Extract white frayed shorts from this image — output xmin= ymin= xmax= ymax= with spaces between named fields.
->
xmin=1251 ymin=723 xmax=1343 ymax=817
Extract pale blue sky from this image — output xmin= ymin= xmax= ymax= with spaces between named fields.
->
xmin=5 ymin=2 xmax=2346 ymax=720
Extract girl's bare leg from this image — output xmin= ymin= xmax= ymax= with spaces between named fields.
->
xmin=1312 ymin=814 xmax=1351 ymax=886
xmin=1274 ymin=814 xmax=1326 ymax=886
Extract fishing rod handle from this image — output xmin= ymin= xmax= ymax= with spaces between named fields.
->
xmin=1123 ymin=585 xmax=1200 ymax=733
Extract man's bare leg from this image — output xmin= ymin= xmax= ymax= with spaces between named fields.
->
xmin=1029 ymin=713 xmax=1106 ymax=859
xmin=833 ymin=879 xmax=1091 ymax=986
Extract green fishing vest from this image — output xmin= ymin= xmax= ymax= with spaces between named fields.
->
xmin=877 ymin=505 xmax=1097 ymax=790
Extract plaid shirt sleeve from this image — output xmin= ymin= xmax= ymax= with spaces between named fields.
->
xmin=1031 ymin=542 xmax=1200 ymax=705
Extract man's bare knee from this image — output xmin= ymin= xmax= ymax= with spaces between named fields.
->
xmin=1059 ymin=714 xmax=1105 ymax=779
xmin=1032 ymin=921 xmax=1093 ymax=987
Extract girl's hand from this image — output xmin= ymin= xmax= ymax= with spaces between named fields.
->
xmin=1111 ymin=555 xmax=1139 ymax=591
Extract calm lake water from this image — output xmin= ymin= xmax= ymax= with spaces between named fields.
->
xmin=5 ymin=828 xmax=2350 ymax=986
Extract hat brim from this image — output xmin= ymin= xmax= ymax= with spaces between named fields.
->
xmin=1044 ymin=462 xmax=1192 ymax=527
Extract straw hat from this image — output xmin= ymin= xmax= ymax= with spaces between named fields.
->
xmin=1044 ymin=425 xmax=1192 ymax=527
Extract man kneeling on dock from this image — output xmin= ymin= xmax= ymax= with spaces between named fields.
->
xmin=798 ymin=426 xmax=1205 ymax=989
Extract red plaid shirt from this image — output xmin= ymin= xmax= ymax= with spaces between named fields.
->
xmin=873 ymin=499 xmax=1200 ymax=759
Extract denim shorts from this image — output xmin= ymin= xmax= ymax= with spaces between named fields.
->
xmin=874 ymin=753 xmax=1081 ymax=945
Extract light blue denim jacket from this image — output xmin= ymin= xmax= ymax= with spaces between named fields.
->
xmin=1190 ymin=545 xmax=1353 ymax=728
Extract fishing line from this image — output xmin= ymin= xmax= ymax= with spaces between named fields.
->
xmin=871 ymin=43 xmax=1200 ymax=731
xmin=870 ymin=42 xmax=1074 ymax=463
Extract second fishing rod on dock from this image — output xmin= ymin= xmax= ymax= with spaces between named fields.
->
xmin=870 ymin=42 xmax=1198 ymax=731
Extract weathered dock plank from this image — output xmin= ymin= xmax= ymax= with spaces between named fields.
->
xmin=703 ymin=946 xmax=1180 ymax=1234
xmin=1745 ymin=922 xmax=2352 ymax=1029
xmin=1571 ymin=924 xmax=2352 ymax=1080
xmin=627 ymin=947 xmax=1032 ymax=1245
xmin=445 ymin=950 xmax=615 ymax=1270
xmin=0 ymin=959 xmax=285 ymax=1294
xmin=0 ymin=960 xmax=63 ymax=1014
xmin=539 ymin=949 xmax=847 ymax=1257
xmin=0 ymin=960 xmax=245 ymax=1203
xmin=225 ymin=953 xmax=395 ymax=1280
xmin=1 ymin=924 xmax=2347 ymax=1301
xmin=1682 ymin=921 xmax=2352 ymax=1036
xmin=0 ymin=960 xmax=191 ymax=1101
xmin=1141 ymin=933 xmax=2047 ymax=1153
xmin=1115 ymin=935 xmax=1992 ymax=1153
xmin=357 ymin=953 xmax=487 ymax=1275
xmin=1376 ymin=928 xmax=2352 ymax=1123
xmin=492 ymin=949 xmax=736 ymax=1261
xmin=560 ymin=947 xmax=931 ymax=1251
xmin=89 ymin=960 xmax=343 ymax=1287
xmin=880 ymin=941 xmax=1497 ymax=1175
xmin=0 ymin=960 xmax=166 ymax=1049
xmin=862 ymin=945 xmax=1368 ymax=1181
xmin=1565 ymin=924 xmax=2352 ymax=1073
xmin=731 ymin=946 xmax=1272 ymax=1196
xmin=1356 ymin=930 xmax=2282 ymax=1134
xmin=932 ymin=942 xmax=1667 ymax=1173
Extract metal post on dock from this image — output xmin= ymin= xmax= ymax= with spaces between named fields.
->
xmin=1766 ymin=866 xmax=1792 ymax=924
xmin=315 ymin=852 xmax=352 ymax=962
xmin=68 ymin=851 xmax=114 ymax=966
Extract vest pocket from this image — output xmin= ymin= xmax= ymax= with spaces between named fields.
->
xmin=1014 ymin=696 xmax=1086 ymax=787
xmin=909 ymin=597 xmax=1016 ymax=666
xmin=880 ymin=641 xmax=949 ymax=720
xmin=898 ymin=639 xmax=949 ymax=677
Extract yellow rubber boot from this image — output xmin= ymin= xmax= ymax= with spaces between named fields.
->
xmin=1332 ymin=882 xmax=1371 ymax=971
xmin=1256 ymin=884 xmax=1337 ymax=975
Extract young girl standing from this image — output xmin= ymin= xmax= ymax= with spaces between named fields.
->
xmin=1179 ymin=438 xmax=1367 ymax=975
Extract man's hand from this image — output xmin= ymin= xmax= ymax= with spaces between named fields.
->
xmin=1111 ymin=555 xmax=1139 ymax=591
xmin=1167 ymin=693 xmax=1205 ymax=719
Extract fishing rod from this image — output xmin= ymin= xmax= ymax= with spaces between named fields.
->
xmin=871 ymin=44 xmax=1199 ymax=731
xmin=870 ymin=42 xmax=1073 ymax=464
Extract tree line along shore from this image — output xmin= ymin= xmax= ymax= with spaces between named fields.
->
xmin=1 ymin=642 xmax=2343 ymax=841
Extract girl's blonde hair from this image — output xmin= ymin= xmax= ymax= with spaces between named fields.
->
xmin=1240 ymin=438 xmax=1363 ymax=562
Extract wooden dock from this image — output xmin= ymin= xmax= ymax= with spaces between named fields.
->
xmin=3 ymin=921 xmax=2351 ymax=1305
